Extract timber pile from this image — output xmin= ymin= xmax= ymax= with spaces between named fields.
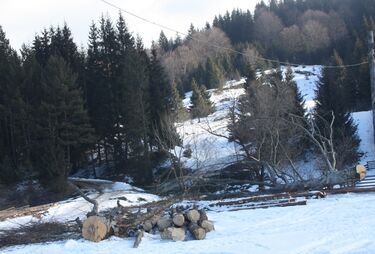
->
xmin=0 ymin=203 xmax=55 ymax=221
xmin=208 ymin=193 xmax=314 ymax=211
xmin=79 ymin=200 xmax=214 ymax=247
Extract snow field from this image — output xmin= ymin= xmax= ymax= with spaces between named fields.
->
xmin=3 ymin=193 xmax=375 ymax=254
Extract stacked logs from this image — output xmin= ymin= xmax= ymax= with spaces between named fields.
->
xmin=81 ymin=205 xmax=214 ymax=245
xmin=155 ymin=207 xmax=214 ymax=241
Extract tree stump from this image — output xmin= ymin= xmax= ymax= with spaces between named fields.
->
xmin=188 ymin=223 xmax=206 ymax=240
xmin=160 ymin=227 xmax=186 ymax=241
xmin=82 ymin=216 xmax=110 ymax=242
xmin=172 ymin=213 xmax=185 ymax=227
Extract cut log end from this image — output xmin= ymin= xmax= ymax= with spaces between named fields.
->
xmin=186 ymin=209 xmax=200 ymax=223
xmin=157 ymin=217 xmax=173 ymax=231
xmin=160 ymin=227 xmax=186 ymax=241
xmin=188 ymin=223 xmax=206 ymax=240
xmin=172 ymin=213 xmax=185 ymax=227
xmin=200 ymin=220 xmax=215 ymax=232
xmin=82 ymin=216 xmax=109 ymax=242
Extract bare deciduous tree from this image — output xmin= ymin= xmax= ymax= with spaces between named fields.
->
xmin=278 ymin=25 xmax=304 ymax=56
xmin=161 ymin=28 xmax=232 ymax=84
xmin=254 ymin=10 xmax=284 ymax=51
xmin=302 ymin=20 xmax=330 ymax=53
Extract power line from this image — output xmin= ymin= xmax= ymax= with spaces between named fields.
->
xmin=99 ymin=0 xmax=368 ymax=69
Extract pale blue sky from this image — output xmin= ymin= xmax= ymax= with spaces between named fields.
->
xmin=0 ymin=0 xmax=258 ymax=50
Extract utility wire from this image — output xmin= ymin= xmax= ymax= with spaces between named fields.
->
xmin=99 ymin=0 xmax=368 ymax=69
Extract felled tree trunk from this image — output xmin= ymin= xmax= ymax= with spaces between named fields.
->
xmin=82 ymin=216 xmax=111 ymax=242
xmin=188 ymin=223 xmax=206 ymax=240
xmin=160 ymin=227 xmax=186 ymax=241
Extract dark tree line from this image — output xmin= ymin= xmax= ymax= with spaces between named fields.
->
xmin=0 ymin=14 xmax=180 ymax=189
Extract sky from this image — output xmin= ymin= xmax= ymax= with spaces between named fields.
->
xmin=0 ymin=0 xmax=259 ymax=50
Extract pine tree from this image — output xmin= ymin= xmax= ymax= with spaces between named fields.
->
xmin=205 ymin=58 xmax=225 ymax=90
xmin=190 ymin=79 xmax=214 ymax=122
xmin=284 ymin=66 xmax=305 ymax=117
xmin=315 ymin=53 xmax=361 ymax=170
xmin=32 ymin=56 xmax=93 ymax=189
xmin=149 ymin=44 xmax=179 ymax=150
xmin=0 ymin=26 xmax=25 ymax=183
xmin=187 ymin=23 xmax=196 ymax=41
xmin=158 ymin=30 xmax=170 ymax=52
xmin=171 ymin=81 xmax=186 ymax=121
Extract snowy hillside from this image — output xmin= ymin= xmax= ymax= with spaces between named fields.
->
xmin=177 ymin=65 xmax=374 ymax=174
xmin=177 ymin=65 xmax=322 ymax=173
xmin=178 ymin=79 xmax=246 ymax=171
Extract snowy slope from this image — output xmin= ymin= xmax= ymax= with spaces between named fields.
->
xmin=281 ymin=65 xmax=322 ymax=111
xmin=177 ymin=66 xmax=322 ymax=172
xmin=178 ymin=80 xmax=246 ymax=171
xmin=3 ymin=193 xmax=375 ymax=254
xmin=352 ymin=111 xmax=375 ymax=165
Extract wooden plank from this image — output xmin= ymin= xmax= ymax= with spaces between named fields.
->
xmin=227 ymin=200 xmax=307 ymax=212
xmin=327 ymin=187 xmax=375 ymax=194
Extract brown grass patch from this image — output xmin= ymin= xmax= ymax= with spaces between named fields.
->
xmin=0 ymin=221 xmax=80 ymax=249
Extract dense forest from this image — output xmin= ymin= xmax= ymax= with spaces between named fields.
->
xmin=0 ymin=0 xmax=373 ymax=191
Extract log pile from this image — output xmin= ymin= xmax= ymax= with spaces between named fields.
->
xmin=156 ymin=206 xmax=214 ymax=241
xmin=80 ymin=201 xmax=214 ymax=246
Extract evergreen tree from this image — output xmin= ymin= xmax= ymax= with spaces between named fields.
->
xmin=315 ymin=53 xmax=361 ymax=170
xmin=190 ymin=79 xmax=214 ymax=121
xmin=32 ymin=56 xmax=93 ymax=189
xmin=284 ymin=66 xmax=305 ymax=117
xmin=158 ymin=30 xmax=170 ymax=52
xmin=171 ymin=81 xmax=186 ymax=121
xmin=186 ymin=23 xmax=196 ymax=41
xmin=205 ymin=58 xmax=225 ymax=90
xmin=0 ymin=26 xmax=25 ymax=183
xmin=149 ymin=44 xmax=179 ymax=150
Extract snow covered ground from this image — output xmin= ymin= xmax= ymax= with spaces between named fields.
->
xmin=0 ymin=180 xmax=159 ymax=231
xmin=3 ymin=193 xmax=375 ymax=254
xmin=352 ymin=111 xmax=375 ymax=165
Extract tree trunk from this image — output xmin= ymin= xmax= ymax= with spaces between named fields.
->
xmin=188 ymin=223 xmax=206 ymax=240
xmin=82 ymin=216 xmax=110 ymax=242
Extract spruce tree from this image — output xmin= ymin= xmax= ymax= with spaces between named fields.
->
xmin=32 ymin=56 xmax=93 ymax=189
xmin=0 ymin=26 xmax=25 ymax=183
xmin=158 ymin=30 xmax=170 ymax=52
xmin=284 ymin=66 xmax=305 ymax=117
xmin=205 ymin=58 xmax=225 ymax=90
xmin=190 ymin=79 xmax=214 ymax=121
xmin=149 ymin=44 xmax=179 ymax=150
xmin=315 ymin=53 xmax=361 ymax=170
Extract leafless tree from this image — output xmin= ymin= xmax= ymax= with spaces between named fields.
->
xmin=227 ymin=71 xmax=306 ymax=188
xmin=302 ymin=20 xmax=330 ymax=53
xmin=278 ymin=25 xmax=304 ymax=56
xmin=161 ymin=28 xmax=232 ymax=84
xmin=254 ymin=10 xmax=284 ymax=51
